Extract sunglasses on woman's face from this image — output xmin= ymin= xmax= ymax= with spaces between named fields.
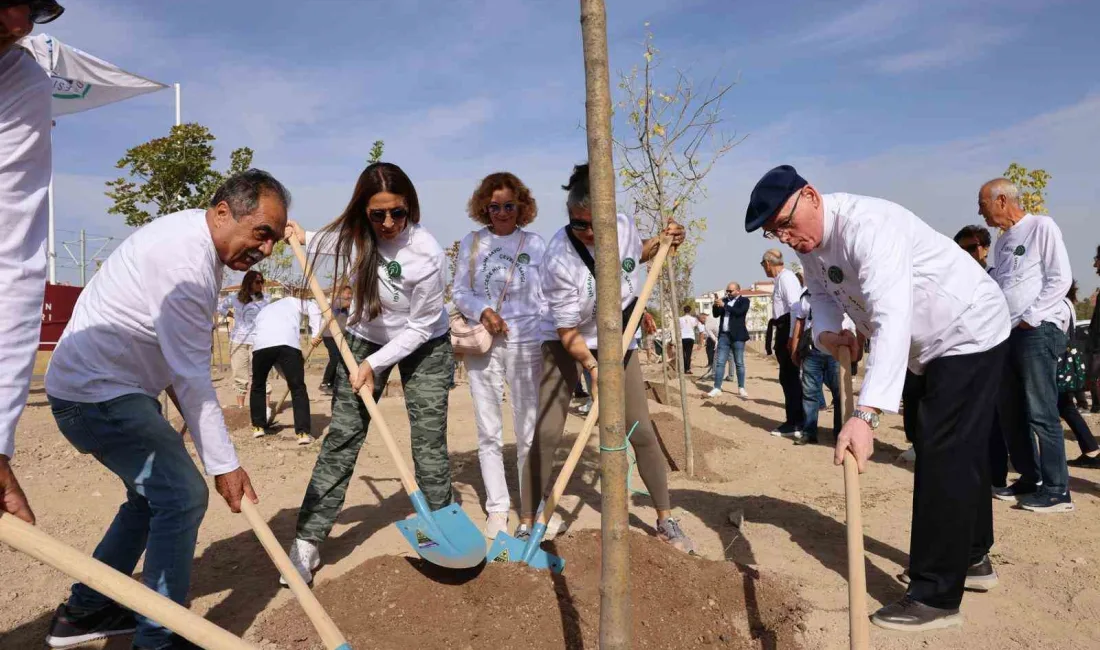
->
xmin=487 ymin=202 xmax=517 ymax=216
xmin=367 ymin=207 xmax=409 ymax=223
xmin=253 ymin=278 xmax=265 ymax=285
xmin=568 ymin=219 xmax=593 ymax=232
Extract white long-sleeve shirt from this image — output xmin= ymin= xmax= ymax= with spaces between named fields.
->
xmin=540 ymin=213 xmax=644 ymax=350
xmin=799 ymin=193 xmax=1010 ymax=413
xmin=306 ymin=223 xmax=449 ymax=373
xmin=46 ymin=210 xmax=239 ymax=475
xmin=988 ymin=213 xmax=1072 ymax=330
xmin=0 ymin=47 xmax=52 ymax=459
xmin=252 ymin=297 xmax=322 ymax=352
xmin=453 ymin=227 xmax=546 ymax=343
xmin=771 ymin=267 xmax=802 ymax=319
xmin=217 ymin=294 xmax=269 ymax=345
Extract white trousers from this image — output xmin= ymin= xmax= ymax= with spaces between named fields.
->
xmin=465 ymin=339 xmax=542 ymax=514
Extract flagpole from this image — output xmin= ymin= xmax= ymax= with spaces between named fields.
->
xmin=175 ymin=83 xmax=181 ymax=126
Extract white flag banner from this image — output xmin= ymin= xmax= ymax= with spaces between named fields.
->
xmin=19 ymin=33 xmax=168 ymax=117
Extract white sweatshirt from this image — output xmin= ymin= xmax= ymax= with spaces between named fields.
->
xmin=453 ymin=227 xmax=547 ymax=343
xmin=46 ymin=210 xmax=239 ymax=475
xmin=217 ymin=294 xmax=269 ymax=345
xmin=306 ymin=223 xmax=449 ymax=373
xmin=799 ymin=193 xmax=1010 ymax=413
xmin=771 ymin=267 xmax=802 ymax=319
xmin=540 ymin=213 xmax=644 ymax=349
xmin=252 ymin=297 xmax=323 ymax=352
xmin=988 ymin=213 xmax=1072 ymax=330
xmin=0 ymin=47 xmax=52 ymax=459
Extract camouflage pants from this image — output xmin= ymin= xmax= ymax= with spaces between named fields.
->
xmin=295 ymin=334 xmax=455 ymax=543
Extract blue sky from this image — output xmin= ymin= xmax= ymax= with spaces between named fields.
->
xmin=40 ymin=0 xmax=1100 ymax=295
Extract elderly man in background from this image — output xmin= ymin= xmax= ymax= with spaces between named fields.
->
xmin=746 ymin=164 xmax=1010 ymax=632
xmin=0 ymin=0 xmax=65 ymax=527
xmin=761 ymin=249 xmax=803 ymax=434
xmin=982 ymin=178 xmax=1074 ymax=512
xmin=707 ymin=282 xmax=750 ymax=398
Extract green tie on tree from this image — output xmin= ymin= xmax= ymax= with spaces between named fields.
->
xmin=1003 ymin=162 xmax=1051 ymax=214
xmin=105 ymin=123 xmax=254 ymax=227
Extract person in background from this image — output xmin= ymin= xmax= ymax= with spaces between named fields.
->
xmin=789 ymin=289 xmax=844 ymax=446
xmin=319 ymin=284 xmax=352 ymax=396
xmin=954 ymin=225 xmax=993 ymax=269
xmin=641 ymin=309 xmax=658 ymax=364
xmin=249 ymin=296 xmax=323 ymax=445
xmin=452 ymin=171 xmax=547 ymax=539
xmin=678 ymin=305 xmax=699 ymax=374
xmin=762 ymin=249 xmax=804 ymax=434
xmin=983 ymin=177 xmax=1074 ymax=512
xmin=701 ymin=312 xmax=719 ymax=380
xmin=217 ymin=270 xmax=269 ymax=409
xmin=1060 ymin=281 xmax=1100 ymax=468
xmin=1089 ymin=247 xmax=1100 ymax=413
xmin=707 ymin=283 xmax=750 ymax=398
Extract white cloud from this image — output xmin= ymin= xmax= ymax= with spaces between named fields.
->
xmin=875 ymin=26 xmax=1017 ymax=74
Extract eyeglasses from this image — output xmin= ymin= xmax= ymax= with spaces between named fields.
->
xmin=568 ymin=219 xmax=592 ymax=232
xmin=23 ymin=0 xmax=65 ymax=24
xmin=487 ymin=202 xmax=517 ymax=216
xmin=367 ymin=207 xmax=409 ymax=224
xmin=763 ymin=190 xmax=803 ymax=240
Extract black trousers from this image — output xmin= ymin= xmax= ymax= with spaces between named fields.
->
xmin=905 ymin=340 xmax=1007 ymax=610
xmin=322 ymin=336 xmax=343 ymax=386
xmin=774 ymin=323 xmax=803 ymax=427
xmin=252 ymin=345 xmax=311 ymax=433
xmin=705 ymin=339 xmax=716 ymax=369
xmin=901 ymin=370 xmax=924 ymax=444
xmin=682 ymin=339 xmax=695 ymax=372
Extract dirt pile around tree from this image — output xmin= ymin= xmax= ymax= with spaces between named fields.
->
xmin=256 ymin=529 xmax=807 ymax=650
xmin=648 ymin=411 xmax=738 ymax=483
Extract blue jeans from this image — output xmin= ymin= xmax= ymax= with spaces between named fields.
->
xmin=801 ymin=348 xmax=841 ymax=440
xmin=1003 ymin=323 xmax=1069 ymax=496
xmin=713 ymin=338 xmax=745 ymax=390
xmin=48 ymin=393 xmax=210 ymax=648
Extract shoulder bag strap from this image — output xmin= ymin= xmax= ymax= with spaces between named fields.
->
xmin=565 ymin=226 xmax=597 ymax=275
xmin=468 ymin=231 xmax=480 ymax=292
xmin=493 ymin=232 xmax=526 ymax=312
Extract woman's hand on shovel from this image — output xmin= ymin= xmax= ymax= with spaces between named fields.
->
xmin=215 ymin=467 xmax=258 ymax=513
xmin=352 ymin=359 xmax=375 ymax=397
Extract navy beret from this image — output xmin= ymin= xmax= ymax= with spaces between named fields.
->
xmin=745 ymin=165 xmax=808 ymax=233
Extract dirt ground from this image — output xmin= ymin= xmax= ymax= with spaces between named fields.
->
xmin=3 ymin=344 xmax=1100 ymax=649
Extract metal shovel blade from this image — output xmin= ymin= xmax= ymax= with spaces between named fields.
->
xmin=394 ymin=491 xmax=485 ymax=569
xmin=485 ymin=522 xmax=566 ymax=573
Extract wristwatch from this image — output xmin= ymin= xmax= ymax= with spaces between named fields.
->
xmin=852 ymin=409 xmax=880 ymax=430
xmin=583 ymin=359 xmax=598 ymax=372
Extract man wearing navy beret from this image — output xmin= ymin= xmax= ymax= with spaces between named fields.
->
xmin=745 ymin=165 xmax=1011 ymax=632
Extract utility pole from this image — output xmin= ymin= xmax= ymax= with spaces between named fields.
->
xmin=79 ymin=229 xmax=86 ymax=286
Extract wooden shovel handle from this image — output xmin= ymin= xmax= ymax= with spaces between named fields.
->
xmin=538 ymin=236 xmax=673 ymax=524
xmin=0 ymin=514 xmax=256 ymax=650
xmin=287 ymin=238 xmax=419 ymax=495
xmin=837 ymin=346 xmax=870 ymax=650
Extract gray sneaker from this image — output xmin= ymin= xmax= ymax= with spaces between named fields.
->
xmin=871 ymin=596 xmax=961 ymax=632
xmin=656 ymin=517 xmax=696 ymax=555
xmin=514 ymin=524 xmax=531 ymax=541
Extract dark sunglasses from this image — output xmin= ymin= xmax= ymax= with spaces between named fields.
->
xmin=568 ymin=219 xmax=592 ymax=232
xmin=14 ymin=0 xmax=65 ymax=24
xmin=367 ymin=207 xmax=409 ymax=224
xmin=487 ymin=202 xmax=517 ymax=216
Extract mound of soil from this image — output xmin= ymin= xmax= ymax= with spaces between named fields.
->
xmin=649 ymin=412 xmax=737 ymax=483
xmin=256 ymin=530 xmax=806 ymax=650
xmin=645 ymin=379 xmax=682 ymax=408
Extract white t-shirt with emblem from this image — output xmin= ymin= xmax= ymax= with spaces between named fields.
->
xmin=306 ymin=223 xmax=449 ymax=374
xmin=540 ymin=213 xmax=643 ymax=349
xmin=217 ymin=294 xmax=269 ymax=345
xmin=453 ymin=227 xmax=547 ymax=344
xmin=798 ymin=193 xmax=1010 ymax=413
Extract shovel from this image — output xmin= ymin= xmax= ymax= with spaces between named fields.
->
xmin=837 ymin=346 xmax=870 ymax=650
xmin=486 ymin=236 xmax=673 ymax=572
xmin=267 ymin=319 xmax=332 ymax=428
xmin=288 ymin=238 xmax=483 ymax=569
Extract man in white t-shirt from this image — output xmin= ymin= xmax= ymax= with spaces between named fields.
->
xmin=250 ymin=297 xmax=322 ymax=445
xmin=762 ymin=248 xmax=805 ymax=435
xmin=678 ymin=305 xmax=701 ymax=374
xmin=0 ymin=1 xmax=65 ymax=527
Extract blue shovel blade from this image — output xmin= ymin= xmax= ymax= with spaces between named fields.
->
xmin=394 ymin=493 xmax=485 ymax=570
xmin=485 ymin=527 xmax=566 ymax=574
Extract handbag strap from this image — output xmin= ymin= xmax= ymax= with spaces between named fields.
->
xmin=566 ymin=226 xmax=597 ymax=276
xmin=468 ymin=231 xmax=480 ymax=291
xmin=493 ymin=231 xmax=526 ymax=312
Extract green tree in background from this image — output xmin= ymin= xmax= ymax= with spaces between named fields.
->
xmin=1003 ymin=162 xmax=1051 ymax=214
xmin=368 ymin=140 xmax=385 ymax=164
xmin=105 ymin=123 xmax=254 ymax=227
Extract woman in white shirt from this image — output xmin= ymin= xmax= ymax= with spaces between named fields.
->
xmin=283 ymin=162 xmax=454 ymax=584
xmin=217 ymin=270 xmax=269 ymax=408
xmin=522 ymin=163 xmax=696 ymax=554
xmin=453 ymin=172 xmax=547 ymax=539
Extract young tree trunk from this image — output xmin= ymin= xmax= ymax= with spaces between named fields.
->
xmin=665 ymin=257 xmax=695 ymax=477
xmin=579 ymin=1 xmax=631 ymax=648
xmin=658 ymin=272 xmax=671 ymax=402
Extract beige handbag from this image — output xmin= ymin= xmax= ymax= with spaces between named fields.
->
xmin=449 ymin=232 xmax=525 ymax=355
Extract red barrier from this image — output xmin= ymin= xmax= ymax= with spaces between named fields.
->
xmin=40 ymin=284 xmax=83 ymax=351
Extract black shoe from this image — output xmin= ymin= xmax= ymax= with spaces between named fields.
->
xmin=1019 ymin=490 xmax=1074 ymax=513
xmin=46 ymin=602 xmax=136 ymax=648
xmin=992 ymin=480 xmax=1039 ymax=502
xmin=793 ymin=433 xmax=817 ymax=446
xmin=897 ymin=554 xmax=999 ymax=592
xmin=319 ymin=383 xmax=333 ymax=396
xmin=573 ymin=388 xmax=590 ymax=399
xmin=1068 ymin=453 xmax=1100 ymax=468
xmin=871 ymin=596 xmax=961 ymax=632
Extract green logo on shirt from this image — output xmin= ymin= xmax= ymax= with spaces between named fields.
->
xmin=517 ymin=253 xmax=530 ymax=265
xmin=1014 ymin=245 xmax=1025 ymax=256
xmin=385 ymin=261 xmax=402 ymax=279
xmin=622 ymin=258 xmax=636 ymax=273
xmin=827 ymin=266 xmax=844 ymax=283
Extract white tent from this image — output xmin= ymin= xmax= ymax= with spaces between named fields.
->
xmin=19 ymin=33 xmax=171 ymax=283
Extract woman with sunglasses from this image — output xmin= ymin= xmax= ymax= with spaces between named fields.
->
xmin=520 ymin=163 xmax=696 ymax=554
xmin=452 ymin=172 xmax=547 ymax=539
xmin=282 ymin=162 xmax=454 ymax=584
xmin=217 ymin=270 xmax=270 ymax=409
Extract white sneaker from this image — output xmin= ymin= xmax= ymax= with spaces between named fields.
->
xmin=578 ymin=400 xmax=592 ymax=415
xmin=534 ymin=501 xmax=566 ymax=541
xmin=706 ymin=388 xmax=722 ymax=398
xmin=738 ymin=387 xmax=749 ymax=398
xmin=897 ymin=446 xmax=916 ymax=463
xmin=279 ymin=538 xmax=320 ymax=586
xmin=484 ymin=512 xmax=509 ymax=539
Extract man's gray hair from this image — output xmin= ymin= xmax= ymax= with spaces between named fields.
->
xmin=985 ymin=178 xmax=1022 ymax=208
xmin=762 ymin=248 xmax=784 ymax=265
xmin=211 ymin=168 xmax=292 ymax=219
